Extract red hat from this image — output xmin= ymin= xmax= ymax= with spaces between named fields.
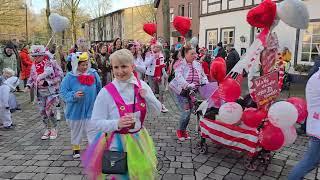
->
xmin=247 ymin=0 xmax=277 ymax=28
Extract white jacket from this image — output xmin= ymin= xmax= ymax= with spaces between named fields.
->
xmin=87 ymin=75 xmax=162 ymax=148
xmin=144 ymin=52 xmax=165 ymax=76
xmin=134 ymin=55 xmax=146 ymax=79
xmin=306 ymin=68 xmax=320 ymax=138
xmin=169 ymin=59 xmax=208 ymax=94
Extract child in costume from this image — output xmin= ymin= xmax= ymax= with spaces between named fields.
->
xmin=145 ymin=42 xmax=169 ymax=113
xmin=0 ymin=70 xmax=20 ymax=130
xmin=60 ymin=52 xmax=101 ymax=159
xmin=84 ymin=49 xmax=161 ymax=180
xmin=25 ymin=45 xmax=63 ymax=140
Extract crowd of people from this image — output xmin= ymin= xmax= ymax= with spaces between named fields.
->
xmin=0 ymin=37 xmax=319 ymax=179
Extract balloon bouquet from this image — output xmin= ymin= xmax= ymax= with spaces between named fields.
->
xmin=196 ymin=0 xmax=309 ymax=171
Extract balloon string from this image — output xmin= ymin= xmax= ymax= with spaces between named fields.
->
xmin=46 ymin=33 xmax=55 ymax=48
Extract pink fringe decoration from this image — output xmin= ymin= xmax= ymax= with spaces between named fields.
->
xmin=81 ymin=132 xmax=106 ymax=180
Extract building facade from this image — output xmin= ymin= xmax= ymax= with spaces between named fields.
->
xmin=154 ymin=0 xmax=200 ymax=45
xmin=85 ymin=5 xmax=155 ymax=44
xmin=199 ymin=0 xmax=320 ymax=67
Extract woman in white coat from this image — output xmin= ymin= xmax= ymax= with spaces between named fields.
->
xmin=169 ymin=46 xmax=208 ymax=141
xmin=288 ymin=68 xmax=320 ymax=180
xmin=144 ymin=42 xmax=168 ymax=113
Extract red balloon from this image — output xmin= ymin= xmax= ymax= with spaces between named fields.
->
xmin=287 ymin=97 xmax=308 ymax=124
xmin=143 ymin=23 xmax=157 ymax=36
xmin=173 ymin=16 xmax=191 ymax=36
xmin=219 ymin=78 xmax=241 ymax=102
xmin=242 ymin=108 xmax=267 ymax=128
xmin=210 ymin=57 xmax=226 ymax=83
xmin=259 ymin=123 xmax=284 ymax=151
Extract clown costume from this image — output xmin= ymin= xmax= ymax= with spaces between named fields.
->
xmin=26 ymin=45 xmax=64 ymax=140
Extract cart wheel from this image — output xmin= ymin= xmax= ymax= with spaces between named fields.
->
xmin=244 ymin=158 xmax=258 ymax=171
xmin=262 ymin=153 xmax=272 ymax=165
xmin=196 ymin=142 xmax=202 ymax=149
xmin=199 ymin=143 xmax=208 ymax=154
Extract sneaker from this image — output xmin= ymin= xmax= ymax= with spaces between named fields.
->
xmin=73 ymin=150 xmax=81 ymax=159
xmin=49 ymin=129 xmax=58 ymax=139
xmin=41 ymin=129 xmax=51 ymax=140
xmin=1 ymin=125 xmax=15 ymax=131
xmin=161 ymin=104 xmax=169 ymax=113
xmin=176 ymin=130 xmax=185 ymax=141
xmin=183 ymin=131 xmax=191 ymax=140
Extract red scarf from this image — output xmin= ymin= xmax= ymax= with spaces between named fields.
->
xmin=35 ymin=56 xmax=48 ymax=74
xmin=78 ymin=74 xmax=95 ymax=86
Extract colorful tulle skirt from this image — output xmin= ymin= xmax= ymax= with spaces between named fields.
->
xmin=82 ymin=127 xmax=158 ymax=180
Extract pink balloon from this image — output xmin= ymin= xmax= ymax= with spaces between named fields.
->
xmin=287 ymin=97 xmax=308 ymax=124
xmin=282 ymin=126 xmax=297 ymax=146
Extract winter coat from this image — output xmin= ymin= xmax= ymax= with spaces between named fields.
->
xmin=226 ymin=48 xmax=240 ymax=73
xmin=0 ymin=47 xmax=17 ymax=74
xmin=19 ymin=48 xmax=33 ymax=80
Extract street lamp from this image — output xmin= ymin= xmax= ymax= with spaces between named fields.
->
xmin=240 ymin=35 xmax=246 ymax=43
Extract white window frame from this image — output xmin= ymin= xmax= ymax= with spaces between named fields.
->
xmin=188 ymin=3 xmax=192 ymax=19
xmin=221 ymin=27 xmax=235 ymax=46
xmin=300 ymin=21 xmax=320 ymax=65
xmin=170 ymin=8 xmax=174 ymax=22
xmin=206 ymin=29 xmax=218 ymax=54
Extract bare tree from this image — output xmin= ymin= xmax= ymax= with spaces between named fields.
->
xmin=84 ymin=0 xmax=112 ymax=18
xmin=63 ymin=0 xmax=81 ymax=44
xmin=136 ymin=0 xmax=156 ymax=23
xmin=46 ymin=0 xmax=51 ymax=38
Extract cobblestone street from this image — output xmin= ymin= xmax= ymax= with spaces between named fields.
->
xmin=0 ymin=87 xmax=316 ymax=180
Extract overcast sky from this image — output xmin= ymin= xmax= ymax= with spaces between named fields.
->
xmin=30 ymin=0 xmax=142 ymax=15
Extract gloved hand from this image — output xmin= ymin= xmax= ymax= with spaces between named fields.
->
xmin=187 ymin=83 xmax=196 ymax=90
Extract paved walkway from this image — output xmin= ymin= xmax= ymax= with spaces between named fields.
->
xmin=0 ymin=86 xmax=317 ymax=180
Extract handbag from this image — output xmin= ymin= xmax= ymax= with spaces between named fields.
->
xmin=101 ymin=150 xmax=127 ymax=174
xmin=102 ymin=87 xmax=137 ymax=174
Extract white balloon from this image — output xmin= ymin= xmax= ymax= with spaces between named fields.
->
xmin=190 ymin=37 xmax=198 ymax=49
xmin=218 ymin=102 xmax=243 ymax=125
xmin=282 ymin=126 xmax=297 ymax=146
xmin=49 ymin=13 xmax=70 ymax=33
xmin=268 ymin=101 xmax=298 ymax=128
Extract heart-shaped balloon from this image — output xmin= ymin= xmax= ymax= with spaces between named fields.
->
xmin=143 ymin=23 xmax=157 ymax=36
xmin=246 ymin=0 xmax=276 ymax=28
xmin=49 ymin=13 xmax=70 ymax=33
xmin=173 ymin=16 xmax=191 ymax=37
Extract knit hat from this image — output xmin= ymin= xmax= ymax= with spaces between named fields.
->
xmin=277 ymin=0 xmax=309 ymax=29
xmin=71 ymin=52 xmax=91 ymax=74
xmin=30 ymin=45 xmax=47 ymax=56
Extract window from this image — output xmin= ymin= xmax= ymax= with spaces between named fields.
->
xmin=206 ymin=29 xmax=218 ymax=54
xmin=170 ymin=8 xmax=174 ymax=22
xmin=221 ymin=27 xmax=235 ymax=46
xmin=178 ymin=5 xmax=185 ymax=16
xmin=301 ymin=22 xmax=320 ymax=64
xmin=188 ymin=3 xmax=192 ymax=19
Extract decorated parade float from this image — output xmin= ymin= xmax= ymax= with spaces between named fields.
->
xmin=189 ymin=0 xmax=310 ymax=170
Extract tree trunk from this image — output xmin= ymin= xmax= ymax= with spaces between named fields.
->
xmin=46 ymin=0 xmax=51 ymax=39
xmin=71 ymin=8 xmax=76 ymax=44
xmin=162 ymin=0 xmax=170 ymax=46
